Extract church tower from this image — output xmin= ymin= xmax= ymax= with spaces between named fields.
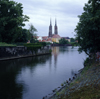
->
xmin=54 ymin=18 xmax=58 ymax=35
xmin=48 ymin=19 xmax=52 ymax=37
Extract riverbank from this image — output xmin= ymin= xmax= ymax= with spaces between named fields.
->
xmin=48 ymin=62 xmax=100 ymax=99
xmin=0 ymin=52 xmax=51 ymax=61
xmin=51 ymin=44 xmax=72 ymax=46
xmin=0 ymin=46 xmax=51 ymax=61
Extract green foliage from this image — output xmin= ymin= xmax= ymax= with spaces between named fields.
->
xmin=24 ymin=43 xmax=42 ymax=48
xmin=24 ymin=43 xmax=42 ymax=53
xmin=29 ymin=24 xmax=38 ymax=43
xmin=69 ymin=42 xmax=79 ymax=46
xmin=56 ymin=91 xmax=59 ymax=96
xmin=75 ymin=0 xmax=100 ymax=56
xmin=83 ymin=57 xmax=91 ymax=66
xmin=15 ymin=29 xmax=29 ymax=43
xmin=65 ymin=85 xmax=100 ymax=99
xmin=39 ymin=42 xmax=46 ymax=46
xmin=0 ymin=42 xmax=16 ymax=46
xmin=49 ymin=49 xmax=52 ymax=53
xmin=70 ymin=38 xmax=75 ymax=42
xmin=61 ymin=83 xmax=64 ymax=86
xmin=45 ymin=42 xmax=52 ymax=45
xmin=30 ymin=37 xmax=39 ymax=43
xmin=29 ymin=24 xmax=37 ymax=35
xmin=59 ymin=38 xmax=68 ymax=44
xmin=53 ymin=42 xmax=59 ymax=44
xmin=0 ymin=0 xmax=29 ymax=43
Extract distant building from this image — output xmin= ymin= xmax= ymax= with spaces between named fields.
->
xmin=51 ymin=34 xmax=61 ymax=43
xmin=37 ymin=18 xmax=70 ymax=43
xmin=48 ymin=18 xmax=61 ymax=43
xmin=48 ymin=19 xmax=52 ymax=37
xmin=54 ymin=19 xmax=58 ymax=35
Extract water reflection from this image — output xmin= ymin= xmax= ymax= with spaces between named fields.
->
xmin=0 ymin=61 xmax=23 ymax=99
xmin=52 ymin=47 xmax=59 ymax=67
xmin=0 ymin=47 xmax=86 ymax=99
xmin=0 ymin=55 xmax=51 ymax=99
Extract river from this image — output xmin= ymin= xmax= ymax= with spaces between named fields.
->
xmin=0 ymin=46 xmax=87 ymax=99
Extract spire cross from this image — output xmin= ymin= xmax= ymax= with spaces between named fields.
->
xmin=50 ymin=18 xmax=52 ymax=26
xmin=55 ymin=18 xmax=57 ymax=26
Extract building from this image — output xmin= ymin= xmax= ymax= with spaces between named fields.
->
xmin=37 ymin=18 xmax=70 ymax=43
xmin=48 ymin=19 xmax=52 ymax=37
xmin=51 ymin=34 xmax=61 ymax=43
xmin=48 ymin=18 xmax=61 ymax=43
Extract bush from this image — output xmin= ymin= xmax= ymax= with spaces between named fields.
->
xmin=0 ymin=42 xmax=16 ymax=47
xmin=24 ymin=43 xmax=42 ymax=53
xmin=39 ymin=42 xmax=46 ymax=46
xmin=83 ymin=57 xmax=91 ymax=67
xmin=24 ymin=43 xmax=42 ymax=48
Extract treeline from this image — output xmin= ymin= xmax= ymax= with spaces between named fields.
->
xmin=75 ymin=0 xmax=100 ymax=59
xmin=0 ymin=0 xmax=37 ymax=43
xmin=56 ymin=37 xmax=78 ymax=46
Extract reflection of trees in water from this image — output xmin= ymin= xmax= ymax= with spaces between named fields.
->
xmin=59 ymin=46 xmax=69 ymax=53
xmin=0 ymin=55 xmax=51 ymax=99
xmin=59 ymin=46 xmax=75 ymax=53
xmin=0 ymin=67 xmax=23 ymax=99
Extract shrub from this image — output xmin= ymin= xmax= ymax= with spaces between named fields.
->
xmin=39 ymin=42 xmax=46 ymax=46
xmin=83 ymin=57 xmax=91 ymax=67
xmin=24 ymin=43 xmax=42 ymax=53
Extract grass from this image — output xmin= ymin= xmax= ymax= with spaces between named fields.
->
xmin=59 ymin=84 xmax=100 ymax=99
xmin=61 ymin=83 xmax=64 ymax=86
xmin=0 ymin=42 xmax=16 ymax=46
xmin=81 ymin=65 xmax=90 ymax=75
xmin=55 ymin=62 xmax=100 ymax=99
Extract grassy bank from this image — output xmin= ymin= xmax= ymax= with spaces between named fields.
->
xmin=0 ymin=42 xmax=16 ymax=46
xmin=60 ymin=84 xmax=100 ymax=99
xmin=51 ymin=61 xmax=100 ymax=99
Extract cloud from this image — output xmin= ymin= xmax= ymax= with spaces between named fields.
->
xmin=15 ymin=0 xmax=88 ymax=37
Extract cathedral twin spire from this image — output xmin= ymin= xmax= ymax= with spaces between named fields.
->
xmin=49 ymin=18 xmax=58 ymax=37
xmin=54 ymin=19 xmax=58 ymax=35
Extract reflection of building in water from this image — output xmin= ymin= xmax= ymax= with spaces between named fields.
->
xmin=52 ymin=47 xmax=59 ymax=67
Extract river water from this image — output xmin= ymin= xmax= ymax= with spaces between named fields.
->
xmin=0 ymin=46 xmax=87 ymax=99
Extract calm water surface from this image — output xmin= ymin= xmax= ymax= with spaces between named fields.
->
xmin=0 ymin=46 xmax=87 ymax=99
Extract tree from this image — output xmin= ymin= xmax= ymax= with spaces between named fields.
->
xmin=75 ymin=0 xmax=100 ymax=56
xmin=29 ymin=24 xmax=38 ymax=43
xmin=15 ymin=29 xmax=29 ymax=43
xmin=59 ymin=38 xmax=68 ymax=44
xmin=0 ymin=0 xmax=29 ymax=43
xmin=70 ymin=38 xmax=75 ymax=42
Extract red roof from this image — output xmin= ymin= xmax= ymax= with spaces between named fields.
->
xmin=42 ymin=40 xmax=46 ymax=42
xmin=42 ymin=36 xmax=48 ymax=40
xmin=52 ymin=34 xmax=61 ymax=38
xmin=47 ymin=38 xmax=52 ymax=41
xmin=39 ymin=40 xmax=41 ymax=42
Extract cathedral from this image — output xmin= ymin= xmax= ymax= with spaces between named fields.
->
xmin=48 ymin=19 xmax=61 ymax=43
xmin=36 ymin=18 xmax=70 ymax=43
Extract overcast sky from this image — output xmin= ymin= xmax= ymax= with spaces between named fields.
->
xmin=15 ymin=0 xmax=88 ymax=38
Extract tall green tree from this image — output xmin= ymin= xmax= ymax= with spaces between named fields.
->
xmin=29 ymin=24 xmax=38 ymax=43
xmin=75 ymin=0 xmax=100 ymax=56
xmin=15 ymin=29 xmax=29 ymax=43
xmin=0 ymin=0 xmax=29 ymax=43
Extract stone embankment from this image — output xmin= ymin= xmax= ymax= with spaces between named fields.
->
xmin=43 ymin=63 xmax=100 ymax=99
xmin=0 ymin=46 xmax=51 ymax=61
